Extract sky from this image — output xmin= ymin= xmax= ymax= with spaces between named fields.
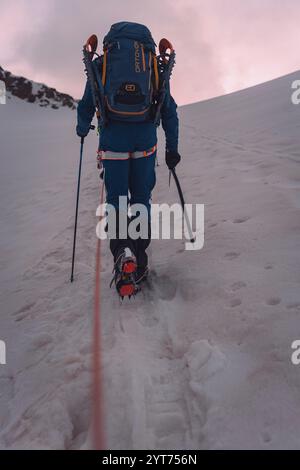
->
xmin=0 ymin=0 xmax=299 ymax=105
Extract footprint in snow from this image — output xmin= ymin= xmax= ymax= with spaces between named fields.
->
xmin=13 ymin=302 xmax=35 ymax=316
xmin=232 ymin=216 xmax=251 ymax=224
xmin=153 ymin=274 xmax=178 ymax=301
xmin=29 ymin=333 xmax=53 ymax=350
xmin=224 ymin=252 xmax=241 ymax=260
xmin=264 ymin=264 xmax=273 ymax=270
xmin=230 ymin=281 xmax=247 ymax=292
xmin=286 ymin=302 xmax=300 ymax=310
xmin=13 ymin=302 xmax=36 ymax=321
xmin=179 ymin=279 xmax=201 ymax=302
xmin=261 ymin=430 xmax=272 ymax=444
xmin=233 ymin=144 xmax=245 ymax=151
xmin=266 ymin=297 xmax=281 ymax=306
xmin=230 ymin=298 xmax=242 ymax=308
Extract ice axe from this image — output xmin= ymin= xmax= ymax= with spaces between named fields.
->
xmin=170 ymin=168 xmax=195 ymax=244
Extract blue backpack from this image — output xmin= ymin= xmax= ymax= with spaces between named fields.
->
xmin=100 ymin=22 xmax=160 ymax=123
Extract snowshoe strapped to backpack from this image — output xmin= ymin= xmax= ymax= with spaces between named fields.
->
xmin=101 ymin=22 xmax=159 ymax=123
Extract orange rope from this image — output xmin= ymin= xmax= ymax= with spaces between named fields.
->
xmin=92 ymin=181 xmax=105 ymax=450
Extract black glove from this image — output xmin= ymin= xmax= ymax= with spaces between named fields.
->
xmin=166 ymin=150 xmax=181 ymax=170
xmin=76 ymin=125 xmax=89 ymax=138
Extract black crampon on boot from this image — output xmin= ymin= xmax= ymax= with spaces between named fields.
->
xmin=110 ymin=247 xmax=138 ymax=299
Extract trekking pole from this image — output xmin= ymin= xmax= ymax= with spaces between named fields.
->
xmin=170 ymin=168 xmax=195 ymax=243
xmin=70 ymin=137 xmax=85 ymax=282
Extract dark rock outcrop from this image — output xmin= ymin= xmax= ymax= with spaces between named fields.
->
xmin=0 ymin=66 xmax=77 ymax=110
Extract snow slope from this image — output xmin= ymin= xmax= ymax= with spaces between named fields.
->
xmin=0 ymin=71 xmax=300 ymax=449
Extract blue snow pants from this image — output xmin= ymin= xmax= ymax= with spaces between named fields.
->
xmin=102 ymin=151 xmax=156 ymax=267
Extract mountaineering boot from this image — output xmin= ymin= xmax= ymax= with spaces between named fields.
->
xmin=110 ymin=247 xmax=138 ymax=298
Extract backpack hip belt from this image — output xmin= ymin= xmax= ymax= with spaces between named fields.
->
xmin=98 ymin=145 xmax=157 ymax=161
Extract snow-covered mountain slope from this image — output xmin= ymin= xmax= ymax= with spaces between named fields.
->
xmin=0 ymin=67 xmax=77 ymax=110
xmin=0 ymin=70 xmax=300 ymax=449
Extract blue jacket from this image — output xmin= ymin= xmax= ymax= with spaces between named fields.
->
xmin=77 ymin=72 xmax=179 ymax=153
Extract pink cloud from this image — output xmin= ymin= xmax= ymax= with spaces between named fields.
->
xmin=0 ymin=0 xmax=299 ymax=105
